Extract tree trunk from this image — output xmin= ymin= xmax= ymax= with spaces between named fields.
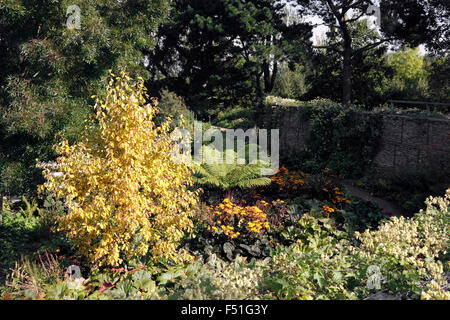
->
xmin=342 ymin=42 xmax=352 ymax=106
xmin=263 ymin=60 xmax=278 ymax=94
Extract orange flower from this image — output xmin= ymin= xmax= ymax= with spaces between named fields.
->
xmin=207 ymin=199 xmax=270 ymax=240
xmin=322 ymin=205 xmax=335 ymax=214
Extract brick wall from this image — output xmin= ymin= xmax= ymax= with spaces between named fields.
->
xmin=272 ymin=106 xmax=450 ymax=176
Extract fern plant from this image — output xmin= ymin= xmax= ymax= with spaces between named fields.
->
xmin=19 ymin=196 xmax=41 ymax=219
xmin=193 ymin=146 xmax=271 ymax=199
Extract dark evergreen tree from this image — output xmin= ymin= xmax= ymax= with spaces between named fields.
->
xmin=0 ymin=0 xmax=170 ymax=194
xmin=146 ymin=0 xmax=312 ymax=117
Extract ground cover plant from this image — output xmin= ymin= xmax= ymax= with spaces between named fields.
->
xmin=2 ymin=187 xmax=448 ymax=300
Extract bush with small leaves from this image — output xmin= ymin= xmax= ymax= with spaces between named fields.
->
xmin=355 ymin=189 xmax=450 ymax=299
xmin=39 ymin=71 xmax=199 ymax=268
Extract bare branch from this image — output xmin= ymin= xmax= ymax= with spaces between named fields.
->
xmin=352 ymin=38 xmax=395 ymax=56
xmin=312 ymin=44 xmax=343 ymax=54
xmin=346 ymin=10 xmax=367 ymax=23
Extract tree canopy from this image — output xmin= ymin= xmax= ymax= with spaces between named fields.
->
xmin=292 ymin=0 xmax=449 ymax=104
xmin=146 ymin=0 xmax=312 ymax=117
xmin=0 ymin=0 xmax=171 ymax=194
xmin=0 ymin=0 xmax=448 ymax=196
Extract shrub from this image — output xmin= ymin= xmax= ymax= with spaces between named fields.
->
xmin=259 ymin=215 xmax=359 ymax=300
xmin=214 ymin=106 xmax=257 ymax=129
xmin=158 ymin=256 xmax=267 ymax=300
xmin=39 ymin=71 xmax=199 ymax=268
xmin=155 ymin=89 xmax=195 ymax=128
xmin=0 ymin=210 xmax=44 ymax=282
xmin=355 ymin=189 xmax=450 ymax=299
xmin=271 ymin=64 xmax=309 ymax=100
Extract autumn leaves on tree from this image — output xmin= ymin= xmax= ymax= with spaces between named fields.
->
xmin=39 ymin=72 xmax=199 ymax=267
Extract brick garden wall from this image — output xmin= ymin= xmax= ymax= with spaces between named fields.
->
xmin=272 ymin=106 xmax=450 ymax=176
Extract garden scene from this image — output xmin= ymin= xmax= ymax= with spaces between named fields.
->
xmin=0 ymin=0 xmax=449 ymax=302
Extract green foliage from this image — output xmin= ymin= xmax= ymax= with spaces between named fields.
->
xmin=147 ymin=216 xmax=362 ymax=301
xmin=0 ymin=194 xmax=67 ymax=283
xmin=386 ymin=47 xmax=429 ymax=100
xmin=426 ymin=55 xmax=450 ymax=102
xmin=214 ymin=106 xmax=257 ymax=129
xmin=355 ymin=189 xmax=450 ymax=299
xmin=146 ymin=0 xmax=311 ymax=118
xmin=45 ymin=279 xmax=87 ymax=300
xmin=3 ymin=190 xmax=449 ymax=300
xmin=294 ymin=0 xmax=448 ymax=104
xmin=304 ymin=19 xmax=393 ymax=106
xmin=155 ymin=89 xmax=195 ymax=128
xmin=264 ymin=95 xmax=303 ymax=108
xmin=194 ymin=163 xmax=271 ymax=192
xmin=260 ymin=216 xmax=359 ymax=300
xmin=380 ymin=0 xmax=450 ymax=54
xmin=158 ymin=256 xmax=266 ymax=300
xmin=272 ymin=63 xmax=309 ymax=100
xmin=0 ymin=151 xmax=47 ymax=196
xmin=268 ymin=99 xmax=383 ymax=177
xmin=88 ymin=269 xmax=159 ymax=300
xmin=193 ymin=146 xmax=271 ymax=195
xmin=18 ymin=196 xmax=40 ymax=219
xmin=0 ymin=0 xmax=171 ymax=196
xmin=0 ymin=210 xmax=44 ymax=281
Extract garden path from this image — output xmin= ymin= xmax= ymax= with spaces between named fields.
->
xmin=339 ymin=180 xmax=408 ymax=217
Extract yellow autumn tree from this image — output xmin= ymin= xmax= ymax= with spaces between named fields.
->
xmin=39 ymin=71 xmax=198 ymax=267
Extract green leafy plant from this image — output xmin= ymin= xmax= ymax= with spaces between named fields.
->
xmin=0 ymin=210 xmax=44 ymax=281
xmin=193 ymin=146 xmax=271 ymax=199
xmin=158 ymin=256 xmax=267 ymax=300
xmin=355 ymin=188 xmax=450 ymax=299
xmin=18 ymin=196 xmax=40 ymax=219
xmin=155 ymin=89 xmax=195 ymax=129
xmin=259 ymin=215 xmax=359 ymax=300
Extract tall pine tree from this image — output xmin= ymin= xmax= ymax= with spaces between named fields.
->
xmin=0 ymin=0 xmax=170 ymax=194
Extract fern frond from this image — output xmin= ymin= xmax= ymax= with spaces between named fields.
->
xmin=235 ymin=177 xmax=271 ymax=189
